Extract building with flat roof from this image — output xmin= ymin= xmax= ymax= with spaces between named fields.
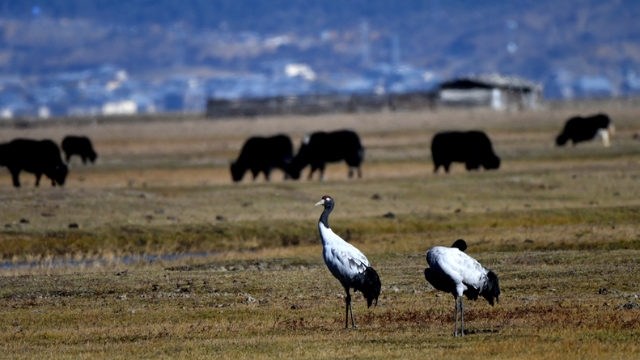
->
xmin=439 ymin=74 xmax=543 ymax=111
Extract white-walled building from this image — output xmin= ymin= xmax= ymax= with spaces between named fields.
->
xmin=439 ymin=74 xmax=543 ymax=111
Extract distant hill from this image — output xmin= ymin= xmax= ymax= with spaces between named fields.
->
xmin=0 ymin=0 xmax=639 ymax=95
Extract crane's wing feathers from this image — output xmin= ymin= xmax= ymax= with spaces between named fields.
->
xmin=318 ymin=218 xmax=382 ymax=308
xmin=327 ymin=247 xmax=380 ymax=307
xmin=426 ymin=246 xmax=488 ymax=295
xmin=328 ymin=246 xmax=369 ymax=275
xmin=320 ymin=224 xmax=369 ymax=265
xmin=319 ymin=222 xmax=371 ymax=284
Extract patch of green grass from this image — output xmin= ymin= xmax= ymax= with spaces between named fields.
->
xmin=1 ymin=205 xmax=639 ymax=260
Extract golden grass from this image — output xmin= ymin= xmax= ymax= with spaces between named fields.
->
xmin=1 ymin=250 xmax=639 ymax=359
xmin=1 ymin=102 xmax=640 ymax=358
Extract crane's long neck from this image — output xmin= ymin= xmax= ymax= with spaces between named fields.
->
xmin=318 ymin=200 xmax=336 ymax=247
xmin=318 ymin=202 xmax=334 ymax=247
xmin=319 ymin=204 xmax=331 ymax=229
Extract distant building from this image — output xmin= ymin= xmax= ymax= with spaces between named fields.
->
xmin=439 ymin=74 xmax=543 ymax=110
xmin=284 ymin=63 xmax=316 ymax=81
xmin=102 ymin=100 xmax=137 ymax=115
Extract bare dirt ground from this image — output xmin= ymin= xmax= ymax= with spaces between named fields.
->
xmin=0 ymin=102 xmax=639 ymax=358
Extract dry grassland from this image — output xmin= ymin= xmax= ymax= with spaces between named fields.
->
xmin=0 ymin=102 xmax=639 ymax=359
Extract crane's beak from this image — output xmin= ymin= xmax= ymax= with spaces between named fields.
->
xmin=315 ymin=199 xmax=324 ymax=206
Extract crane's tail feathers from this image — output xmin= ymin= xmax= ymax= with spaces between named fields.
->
xmin=355 ymin=266 xmax=381 ymax=308
xmin=482 ymin=270 xmax=501 ymax=306
xmin=462 ymin=281 xmax=480 ymax=301
xmin=424 ymin=268 xmax=432 ymax=284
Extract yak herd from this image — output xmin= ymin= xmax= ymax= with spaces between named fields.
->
xmin=231 ymin=112 xmax=614 ymax=182
xmin=231 ymin=129 xmax=365 ymax=182
xmin=0 ymin=135 xmax=96 ymax=187
xmin=0 ymin=113 xmax=614 ymax=187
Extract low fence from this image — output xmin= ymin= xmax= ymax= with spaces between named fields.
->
xmin=206 ymin=91 xmax=438 ymax=118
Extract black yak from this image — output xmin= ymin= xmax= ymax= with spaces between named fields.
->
xmin=431 ymin=131 xmax=500 ymax=173
xmin=288 ymin=130 xmax=364 ymax=181
xmin=230 ymin=134 xmax=294 ymax=182
xmin=62 ymin=135 xmax=98 ymax=164
xmin=0 ymin=139 xmax=68 ymax=187
xmin=556 ymin=113 xmax=614 ymax=147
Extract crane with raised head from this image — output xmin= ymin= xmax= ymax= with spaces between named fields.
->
xmin=315 ymin=195 xmax=381 ymax=329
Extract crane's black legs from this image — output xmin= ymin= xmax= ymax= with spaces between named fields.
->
xmin=453 ymin=297 xmax=458 ymax=337
xmin=349 ymin=297 xmax=356 ymax=329
xmin=345 ymin=292 xmax=350 ymax=329
xmin=460 ymin=296 xmax=465 ymax=337
xmin=345 ymin=289 xmax=357 ymax=329
xmin=453 ymin=296 xmax=465 ymax=337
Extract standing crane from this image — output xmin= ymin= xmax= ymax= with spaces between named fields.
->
xmin=424 ymin=239 xmax=500 ymax=337
xmin=315 ymin=195 xmax=381 ymax=329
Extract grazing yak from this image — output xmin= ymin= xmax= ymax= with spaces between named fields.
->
xmin=431 ymin=131 xmax=500 ymax=173
xmin=556 ymin=113 xmax=615 ymax=147
xmin=288 ymin=130 xmax=364 ymax=181
xmin=62 ymin=135 xmax=98 ymax=164
xmin=230 ymin=134 xmax=294 ymax=182
xmin=0 ymin=139 xmax=68 ymax=187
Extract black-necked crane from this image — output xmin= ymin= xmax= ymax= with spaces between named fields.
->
xmin=424 ymin=239 xmax=500 ymax=337
xmin=315 ymin=195 xmax=381 ymax=329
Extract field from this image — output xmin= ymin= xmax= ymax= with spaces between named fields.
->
xmin=1 ymin=102 xmax=640 ymax=359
